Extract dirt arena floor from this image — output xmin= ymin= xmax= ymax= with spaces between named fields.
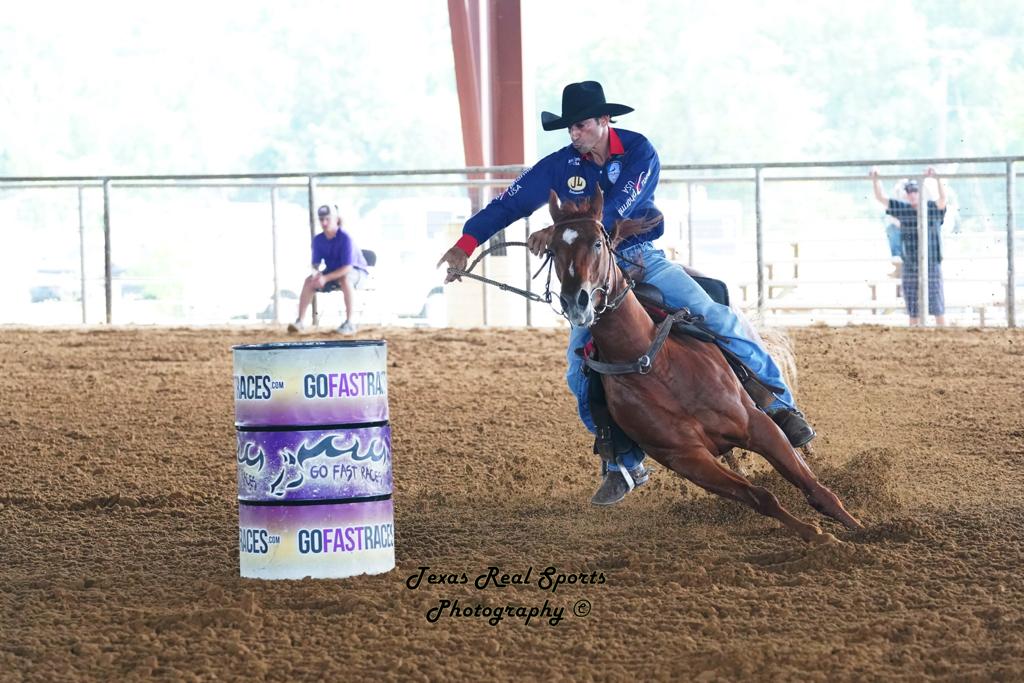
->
xmin=2 ymin=324 xmax=1023 ymax=682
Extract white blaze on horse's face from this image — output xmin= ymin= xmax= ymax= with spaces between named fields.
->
xmin=554 ymin=224 xmax=606 ymax=329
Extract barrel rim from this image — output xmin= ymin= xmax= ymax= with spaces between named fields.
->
xmin=235 ymin=420 xmax=389 ymax=432
xmin=232 ymin=339 xmax=386 ymax=351
xmin=238 ymin=493 xmax=393 ymax=507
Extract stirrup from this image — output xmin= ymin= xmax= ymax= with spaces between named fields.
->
xmin=599 ymin=458 xmax=647 ymax=492
xmin=615 ymin=458 xmax=637 ymax=491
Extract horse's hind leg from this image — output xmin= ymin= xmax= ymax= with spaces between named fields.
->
xmin=665 ymin=447 xmax=826 ymax=543
xmin=744 ymin=410 xmax=863 ymax=530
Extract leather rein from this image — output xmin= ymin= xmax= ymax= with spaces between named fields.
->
xmin=444 ymin=216 xmax=638 ymax=319
xmin=446 ymin=240 xmax=557 ymax=305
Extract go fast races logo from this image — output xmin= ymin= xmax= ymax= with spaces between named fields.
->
xmin=302 ymin=371 xmax=387 ymax=399
xmin=234 ymin=374 xmax=285 ymax=400
xmin=297 ymin=524 xmax=394 ymax=554
xmin=239 ymin=527 xmax=281 ymax=554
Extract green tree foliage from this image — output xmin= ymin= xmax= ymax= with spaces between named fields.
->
xmin=530 ymin=0 xmax=1024 ymax=162
xmin=1 ymin=0 xmax=1022 ymax=178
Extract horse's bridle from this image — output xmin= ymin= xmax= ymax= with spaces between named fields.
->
xmin=548 ymin=216 xmax=639 ymax=323
xmin=444 ymin=216 xmax=642 ymax=324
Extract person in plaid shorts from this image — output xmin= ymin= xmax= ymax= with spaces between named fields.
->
xmin=870 ymin=167 xmax=948 ymax=326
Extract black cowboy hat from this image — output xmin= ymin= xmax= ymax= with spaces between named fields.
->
xmin=540 ymin=81 xmax=634 ymax=131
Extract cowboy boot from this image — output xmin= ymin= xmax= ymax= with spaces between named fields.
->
xmin=766 ymin=407 xmax=816 ymax=448
xmin=591 ymin=429 xmax=650 ymax=506
xmin=591 ymin=458 xmax=651 ymax=506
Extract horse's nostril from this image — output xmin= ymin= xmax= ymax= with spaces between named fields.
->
xmin=577 ymin=289 xmax=589 ymax=308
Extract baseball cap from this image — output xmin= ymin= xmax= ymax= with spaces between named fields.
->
xmin=904 ymin=180 xmax=919 ymax=193
xmin=316 ymin=204 xmax=334 ymax=218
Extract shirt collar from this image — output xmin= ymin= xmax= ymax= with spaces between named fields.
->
xmin=608 ymin=127 xmax=624 ymax=155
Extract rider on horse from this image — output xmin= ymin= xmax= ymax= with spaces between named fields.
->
xmin=437 ymin=81 xmax=815 ymax=506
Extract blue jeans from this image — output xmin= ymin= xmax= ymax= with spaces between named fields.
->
xmin=565 ymin=242 xmax=797 ymax=470
xmin=886 ymin=223 xmax=902 ymax=259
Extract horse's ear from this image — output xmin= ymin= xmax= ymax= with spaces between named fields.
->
xmin=608 ymin=220 xmax=622 ymax=248
xmin=591 ymin=185 xmax=604 ymax=222
xmin=547 ymin=190 xmax=561 ymax=221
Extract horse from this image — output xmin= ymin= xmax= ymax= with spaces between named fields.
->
xmin=536 ymin=188 xmax=862 ymax=543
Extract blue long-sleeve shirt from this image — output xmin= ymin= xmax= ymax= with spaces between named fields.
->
xmin=455 ymin=127 xmax=663 ymax=255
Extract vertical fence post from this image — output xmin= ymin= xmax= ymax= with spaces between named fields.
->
xmin=1008 ymin=160 xmax=1017 ymax=328
xmin=755 ymin=167 xmax=765 ymax=316
xmin=524 ymin=216 xmax=532 ymax=327
xmin=77 ymin=186 xmax=87 ymax=324
xmin=307 ymin=176 xmax=318 ymax=326
xmin=102 ymin=179 xmax=112 ymax=324
xmin=686 ymin=182 xmax=694 ymax=267
xmin=270 ymin=186 xmax=280 ymax=324
xmin=916 ymin=175 xmax=929 ymax=327
xmin=481 ymin=247 xmax=489 ymax=327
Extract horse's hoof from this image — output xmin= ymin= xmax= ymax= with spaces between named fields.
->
xmin=843 ymin=516 xmax=865 ymax=531
xmin=798 ymin=524 xmax=823 ymax=543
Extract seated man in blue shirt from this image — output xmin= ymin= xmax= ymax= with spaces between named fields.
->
xmin=288 ymin=204 xmax=369 ymax=335
xmin=437 ymin=81 xmax=816 ymax=506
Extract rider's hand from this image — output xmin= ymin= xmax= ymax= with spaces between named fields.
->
xmin=437 ymin=246 xmax=469 ymax=283
xmin=527 ymin=226 xmax=555 ymax=257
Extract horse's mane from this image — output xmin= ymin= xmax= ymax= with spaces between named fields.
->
xmin=548 ymin=188 xmax=662 ymax=245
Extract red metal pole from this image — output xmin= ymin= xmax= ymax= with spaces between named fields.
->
xmin=448 ymin=0 xmax=484 ymax=174
xmin=488 ymin=0 xmax=523 ymax=170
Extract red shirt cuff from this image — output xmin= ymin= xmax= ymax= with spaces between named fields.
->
xmin=455 ymin=234 xmax=479 ymax=256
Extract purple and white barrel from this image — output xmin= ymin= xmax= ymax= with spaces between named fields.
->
xmin=232 ymin=340 xmax=394 ymax=579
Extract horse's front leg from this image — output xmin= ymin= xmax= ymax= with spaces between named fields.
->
xmin=652 ymin=443 xmax=830 ymax=544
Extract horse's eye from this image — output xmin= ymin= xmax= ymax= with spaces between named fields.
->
xmin=594 ymin=240 xmax=602 ymax=250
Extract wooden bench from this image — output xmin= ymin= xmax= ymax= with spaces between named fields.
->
xmin=743 ymin=300 xmax=1006 ymax=324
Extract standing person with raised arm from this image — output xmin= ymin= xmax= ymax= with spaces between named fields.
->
xmin=870 ymin=167 xmax=948 ymax=326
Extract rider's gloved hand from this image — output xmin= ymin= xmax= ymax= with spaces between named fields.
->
xmin=437 ymin=245 xmax=469 ymax=283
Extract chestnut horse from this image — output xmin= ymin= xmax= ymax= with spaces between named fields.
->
xmin=538 ymin=190 xmax=862 ymax=542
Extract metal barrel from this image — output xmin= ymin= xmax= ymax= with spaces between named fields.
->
xmin=232 ymin=340 xmax=394 ymax=580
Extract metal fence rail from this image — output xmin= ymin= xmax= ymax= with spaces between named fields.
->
xmin=1 ymin=154 xmax=1021 ymax=328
